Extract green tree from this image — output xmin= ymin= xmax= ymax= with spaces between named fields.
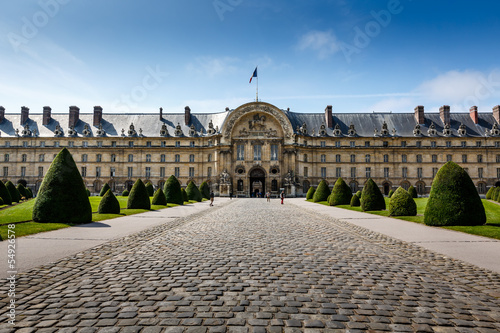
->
xmin=328 ymin=178 xmax=352 ymax=206
xmin=186 ymin=181 xmax=203 ymax=202
xmin=485 ymin=186 xmax=495 ymax=200
xmin=361 ymin=178 xmax=386 ymax=211
xmin=98 ymin=189 xmax=121 ymax=214
xmin=306 ymin=186 xmax=316 ymax=200
xmin=388 ymin=189 xmax=395 ymax=198
xmin=122 ymin=189 xmax=129 ymax=197
xmin=26 ymin=187 xmax=33 ymax=199
xmin=99 ymin=183 xmax=111 ymax=196
xmin=127 ymin=179 xmax=151 ymax=210
xmin=16 ymin=183 xmax=28 ymax=199
xmin=0 ymin=181 xmax=12 ymax=205
xmin=312 ymin=180 xmax=330 ymax=202
xmin=5 ymin=181 xmax=20 ymax=203
xmin=164 ymin=175 xmax=183 ymax=205
xmin=408 ymin=185 xmax=418 ymax=198
xmin=424 ymin=162 xmax=486 ymax=226
xmin=388 ymin=187 xmax=417 ymax=216
xmin=152 ymin=188 xmax=167 ymax=205
xmin=199 ymin=181 xmax=210 ymax=200
xmin=350 ymin=194 xmax=360 ymax=207
xmin=181 ymin=188 xmax=188 ymax=203
xmin=32 ymin=148 xmax=92 ymax=224
xmin=145 ymin=182 xmax=154 ymax=197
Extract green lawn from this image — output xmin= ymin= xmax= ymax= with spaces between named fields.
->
xmin=312 ymin=197 xmax=500 ymax=240
xmin=0 ymin=196 xmax=191 ymax=240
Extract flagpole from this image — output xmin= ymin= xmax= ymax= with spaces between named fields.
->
xmin=256 ymin=73 xmax=258 ymax=102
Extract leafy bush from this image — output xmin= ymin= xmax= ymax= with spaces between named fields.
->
xmin=388 ymin=187 xmax=417 ymax=216
xmin=312 ymin=180 xmax=330 ymax=202
xmin=485 ymin=186 xmax=495 ymax=200
xmin=127 ymin=179 xmax=151 ymax=210
xmin=32 ymin=148 xmax=92 ymax=224
xmin=356 ymin=191 xmax=362 ymax=198
xmin=26 ymin=187 xmax=33 ymax=199
xmin=361 ymin=178 xmax=386 ymax=211
xmin=424 ymin=162 xmax=485 ymax=226
xmin=199 ymin=181 xmax=210 ymax=200
xmin=86 ymin=188 xmax=91 ymax=197
xmin=152 ymin=188 xmax=167 ymax=205
xmin=122 ymin=190 xmax=129 ymax=197
xmin=145 ymin=182 xmax=154 ymax=197
xmin=98 ymin=189 xmax=120 ymax=214
xmin=16 ymin=184 xmax=28 ymax=199
xmin=388 ymin=189 xmax=395 ymax=198
xmin=495 ymin=187 xmax=500 ymax=202
xmin=181 ymin=188 xmax=188 ymax=203
xmin=328 ymin=178 xmax=352 ymax=206
xmin=306 ymin=186 xmax=315 ymax=200
xmin=408 ymin=185 xmax=418 ymax=198
xmin=350 ymin=194 xmax=360 ymax=207
xmin=186 ymin=181 xmax=202 ymax=202
xmin=99 ymin=183 xmax=111 ymax=196
xmin=164 ymin=175 xmax=183 ymax=205
xmin=0 ymin=181 xmax=12 ymax=205
xmin=5 ymin=181 xmax=20 ymax=203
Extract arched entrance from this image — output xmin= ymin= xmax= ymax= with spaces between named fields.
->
xmin=382 ymin=182 xmax=391 ymax=196
xmin=249 ymin=168 xmax=266 ymax=197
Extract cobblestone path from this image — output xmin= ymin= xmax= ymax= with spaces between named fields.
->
xmin=1 ymin=199 xmax=500 ymax=333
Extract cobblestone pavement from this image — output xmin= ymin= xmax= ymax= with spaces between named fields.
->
xmin=1 ymin=199 xmax=500 ymax=333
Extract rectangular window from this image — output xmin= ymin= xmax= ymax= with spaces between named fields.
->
xmin=336 ymin=167 xmax=342 ymax=178
xmin=497 ymin=155 xmax=500 ymax=163
xmin=111 ymin=141 xmax=117 ymax=147
xmin=402 ymin=155 xmax=407 ymax=163
xmin=417 ymin=168 xmax=423 ymax=178
xmin=350 ymin=154 xmax=356 ymax=163
xmin=402 ymin=167 xmax=408 ymax=178
xmin=129 ymin=141 xmax=134 ymax=147
xmin=462 ymin=141 xmax=467 ymax=148
xmin=320 ymin=141 xmax=326 ymax=148
xmin=96 ymin=167 xmax=101 ymax=178
xmin=82 ymin=154 xmax=88 ymax=162
xmin=237 ymin=145 xmax=245 ymax=161
xmin=207 ymin=167 xmax=212 ymax=178
xmin=383 ymin=141 xmax=388 ymax=148
xmin=446 ymin=141 xmax=451 ymax=148
xmin=145 ymin=167 xmax=151 ymax=178
xmin=146 ymin=141 xmax=152 ymax=148
xmin=82 ymin=141 xmax=88 ymax=148
xmin=321 ymin=154 xmax=326 ymax=163
xmin=146 ymin=154 xmax=152 ymax=162
xmin=321 ymin=167 xmax=326 ymax=179
xmin=38 ymin=167 xmax=43 ymax=178
xmin=97 ymin=141 xmax=103 ymax=148
xmin=111 ymin=154 xmax=116 ymax=162
xmin=4 ymin=154 xmax=8 ymax=162
xmin=401 ymin=141 xmax=406 ymax=148
xmin=447 ymin=154 xmax=452 ymax=162
xmin=189 ymin=154 xmax=195 ymax=162
xmin=462 ymin=155 xmax=467 ymax=163
xmin=161 ymin=154 xmax=166 ymax=163
xmin=476 ymin=141 xmax=482 ymax=148
xmin=477 ymin=155 xmax=483 ymax=163
xmin=433 ymin=168 xmax=439 ymax=179
xmin=22 ymin=154 xmax=27 ymax=162
xmin=303 ymin=154 xmax=308 ymax=162
xmin=335 ymin=141 xmax=341 ymax=148
xmin=81 ymin=167 xmax=87 ymax=177
xmin=190 ymin=141 xmax=195 ymax=147
xmin=175 ymin=154 xmax=180 ymax=162
xmin=175 ymin=141 xmax=180 ymax=147
xmin=336 ymin=154 xmax=341 ymax=163
xmin=189 ymin=167 xmax=195 ymax=178
xmin=39 ymin=154 xmax=45 ymax=162
xmin=128 ymin=154 xmax=133 ymax=162
xmin=23 ymin=141 xmax=28 ymax=148
xmin=365 ymin=154 xmax=371 ymax=163
xmin=383 ymin=154 xmax=389 ymax=163
xmin=254 ymin=145 xmax=261 ymax=161
xmin=497 ymin=168 xmax=500 ymax=179
xmin=3 ymin=167 xmax=7 ymax=177
xmin=271 ymin=144 xmax=278 ymax=161
xmin=384 ymin=167 xmax=389 ymax=178
xmin=174 ymin=167 xmax=180 ymax=178
xmin=365 ymin=167 xmax=371 ymax=179
xmin=4 ymin=141 xmax=9 ymax=147
xmin=21 ymin=167 xmax=26 ymax=178
xmin=350 ymin=141 xmax=355 ymax=148
xmin=304 ymin=167 xmax=308 ymax=178
xmin=68 ymin=141 xmax=74 ymax=148
xmin=161 ymin=141 xmax=166 ymax=148
xmin=208 ymin=154 xmax=212 ymax=162
xmin=40 ymin=141 xmax=45 ymax=147
xmin=96 ymin=154 xmax=102 ymax=163
xmin=432 ymin=155 xmax=437 ymax=163
xmin=365 ymin=141 xmax=370 ymax=148
xmin=127 ymin=167 xmax=133 ymax=178
xmin=160 ymin=167 xmax=165 ymax=178
xmin=304 ymin=140 xmax=307 ymax=146
xmin=478 ymin=168 xmax=484 ymax=179
xmin=431 ymin=141 xmax=436 ymax=148
xmin=416 ymin=141 xmax=421 ymax=148
xmin=416 ymin=155 xmax=422 ymax=163
xmin=110 ymin=167 xmax=116 ymax=177
xmin=351 ymin=167 xmax=356 ymax=178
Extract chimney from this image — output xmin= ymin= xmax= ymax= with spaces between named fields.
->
xmin=414 ymin=105 xmax=425 ymax=124
xmin=493 ymin=105 xmax=500 ymax=124
xmin=159 ymin=107 xmax=163 ymax=120
xmin=439 ymin=105 xmax=450 ymax=125
xmin=469 ymin=106 xmax=479 ymax=124
xmin=0 ymin=106 xmax=4 ymax=124
xmin=325 ymin=105 xmax=333 ymax=128
xmin=69 ymin=105 xmax=80 ymax=128
xmin=93 ymin=106 xmax=103 ymax=126
xmin=43 ymin=106 xmax=51 ymax=125
xmin=185 ymin=106 xmax=191 ymax=125
xmin=21 ymin=106 xmax=29 ymax=125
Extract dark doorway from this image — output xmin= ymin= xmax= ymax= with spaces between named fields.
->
xmin=249 ymin=168 xmax=265 ymax=197
xmin=383 ymin=182 xmax=390 ymax=196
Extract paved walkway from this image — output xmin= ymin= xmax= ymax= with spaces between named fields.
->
xmin=1 ymin=198 xmax=500 ymax=332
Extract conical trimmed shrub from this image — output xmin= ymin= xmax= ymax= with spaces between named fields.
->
xmin=86 ymin=188 xmax=91 ymax=197
xmin=181 ymin=188 xmax=188 ymax=203
xmin=361 ymin=178 xmax=386 ymax=211
xmin=424 ymin=162 xmax=486 ymax=226
xmin=127 ymin=179 xmax=151 ymax=210
xmin=312 ymin=180 xmax=330 ymax=202
xmin=145 ymin=182 xmax=154 ymax=197
xmin=186 ymin=181 xmax=203 ymax=202
xmin=0 ymin=181 xmax=12 ymax=205
xmin=122 ymin=189 xmax=129 ymax=197
xmin=486 ymin=186 xmax=495 ymax=200
xmin=388 ymin=189 xmax=395 ymax=198
xmin=356 ymin=190 xmax=362 ymax=198
xmin=306 ymin=186 xmax=315 ymax=200
xmin=350 ymin=194 xmax=360 ymax=207
xmin=16 ymin=183 xmax=28 ymax=199
xmin=98 ymin=189 xmax=121 ymax=214
xmin=5 ymin=181 xmax=20 ymax=203
xmin=152 ymin=188 xmax=167 ymax=205
xmin=99 ymin=183 xmax=111 ymax=196
xmin=389 ymin=187 xmax=417 ymax=216
xmin=26 ymin=187 xmax=33 ymax=199
xmin=164 ymin=175 xmax=183 ymax=205
xmin=32 ymin=148 xmax=92 ymax=224
xmin=328 ymin=178 xmax=352 ymax=206
xmin=408 ymin=185 xmax=418 ymax=198
xmin=199 ymin=181 xmax=210 ymax=200
xmin=495 ymin=187 xmax=500 ymax=202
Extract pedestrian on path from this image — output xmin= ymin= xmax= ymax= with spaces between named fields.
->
xmin=210 ymin=191 xmax=215 ymax=206
xmin=280 ymin=190 xmax=285 ymax=204
xmin=266 ymin=191 xmax=271 ymax=202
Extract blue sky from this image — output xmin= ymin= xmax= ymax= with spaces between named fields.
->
xmin=1 ymin=0 xmax=500 ymax=115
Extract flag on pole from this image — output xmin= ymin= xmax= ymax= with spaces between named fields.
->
xmin=249 ymin=67 xmax=257 ymax=83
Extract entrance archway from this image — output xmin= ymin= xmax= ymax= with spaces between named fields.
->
xmin=382 ymin=182 xmax=391 ymax=196
xmin=249 ymin=168 xmax=266 ymax=197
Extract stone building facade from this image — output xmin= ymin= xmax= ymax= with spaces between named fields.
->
xmin=1 ymin=101 xmax=500 ymax=197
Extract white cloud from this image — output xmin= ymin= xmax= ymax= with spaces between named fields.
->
xmin=186 ymin=56 xmax=240 ymax=78
xmin=297 ymin=30 xmax=340 ymax=59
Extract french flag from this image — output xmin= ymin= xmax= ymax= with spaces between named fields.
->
xmin=249 ymin=67 xmax=257 ymax=83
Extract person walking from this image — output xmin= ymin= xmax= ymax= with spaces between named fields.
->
xmin=280 ymin=190 xmax=285 ymax=205
xmin=210 ymin=191 xmax=215 ymax=206
xmin=266 ymin=191 xmax=271 ymax=202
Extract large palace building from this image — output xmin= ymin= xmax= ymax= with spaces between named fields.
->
xmin=1 ymin=102 xmax=500 ymax=197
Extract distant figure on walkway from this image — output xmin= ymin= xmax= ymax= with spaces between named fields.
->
xmin=229 ymin=191 xmax=232 ymax=200
xmin=210 ymin=191 xmax=215 ymax=206
xmin=280 ymin=191 xmax=285 ymax=205
xmin=266 ymin=191 xmax=271 ymax=202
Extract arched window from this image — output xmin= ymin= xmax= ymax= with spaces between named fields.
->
xmin=237 ymin=179 xmax=244 ymax=191
xmin=271 ymin=179 xmax=278 ymax=192
xmin=349 ymin=181 xmax=358 ymax=193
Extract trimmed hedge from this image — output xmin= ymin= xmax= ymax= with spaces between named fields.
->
xmin=328 ymin=178 xmax=352 ymax=206
xmin=181 ymin=188 xmax=188 ymax=203
xmin=32 ymin=148 xmax=92 ymax=224
xmin=306 ymin=186 xmax=315 ymax=200
xmin=361 ymin=178 xmax=386 ymax=211
xmin=122 ymin=190 xmax=129 ymax=197
xmin=86 ymin=188 xmax=91 ymax=197
xmin=127 ymin=179 xmax=151 ymax=210
xmin=312 ymin=180 xmax=330 ymax=202
xmin=98 ymin=189 xmax=121 ymax=214
xmin=356 ymin=191 xmax=362 ymax=198
xmin=26 ymin=187 xmax=33 ymax=199
xmin=152 ymin=188 xmax=167 ymax=205
xmin=199 ymin=181 xmax=210 ymax=200
xmin=408 ymin=185 xmax=418 ymax=198
xmin=495 ymin=187 xmax=500 ymax=202
xmin=0 ymin=181 xmax=12 ymax=205
xmin=350 ymin=194 xmax=360 ymax=207
xmin=164 ymin=175 xmax=183 ymax=205
xmin=5 ymin=181 xmax=20 ymax=203
xmin=485 ymin=186 xmax=495 ymax=200
xmin=16 ymin=183 xmax=28 ymax=199
xmin=388 ymin=189 xmax=395 ymax=198
xmin=186 ymin=181 xmax=202 ymax=202
xmin=145 ymin=182 xmax=154 ymax=197
xmin=100 ymin=183 xmax=111 ymax=196
xmin=424 ymin=161 xmax=486 ymax=226
xmin=388 ymin=187 xmax=417 ymax=216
